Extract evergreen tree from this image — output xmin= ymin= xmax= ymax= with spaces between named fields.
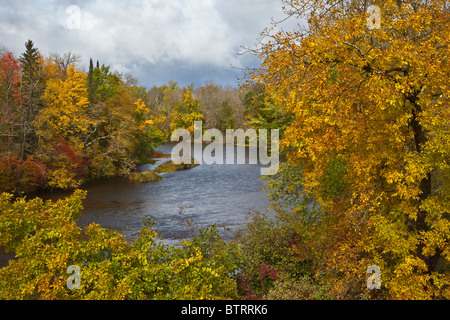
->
xmin=87 ymin=58 xmax=94 ymax=102
xmin=18 ymin=40 xmax=43 ymax=164
xmin=19 ymin=40 xmax=39 ymax=82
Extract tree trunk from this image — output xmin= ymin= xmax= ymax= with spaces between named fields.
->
xmin=409 ymin=95 xmax=441 ymax=274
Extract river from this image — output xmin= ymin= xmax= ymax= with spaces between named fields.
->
xmin=72 ymin=143 xmax=272 ymax=245
xmin=2 ymin=143 xmax=271 ymax=264
xmin=0 ymin=143 xmax=272 ymax=267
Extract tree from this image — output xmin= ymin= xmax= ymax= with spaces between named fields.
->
xmin=18 ymin=40 xmax=44 ymax=164
xmin=84 ymin=65 xmax=149 ymax=178
xmin=170 ymin=85 xmax=204 ymax=134
xmin=243 ymin=83 xmax=293 ymax=141
xmin=0 ymin=52 xmax=22 ymax=188
xmin=196 ymin=83 xmax=246 ymax=131
xmin=147 ymin=81 xmax=182 ymax=140
xmin=35 ymin=64 xmax=90 ymax=189
xmin=252 ymin=0 xmax=450 ymax=299
xmin=0 ymin=51 xmax=47 ymax=194
xmin=87 ymin=58 xmax=95 ymax=102
xmin=49 ymin=51 xmax=81 ymax=75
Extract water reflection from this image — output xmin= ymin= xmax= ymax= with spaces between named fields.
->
xmin=1 ymin=142 xmax=272 ymax=269
xmin=71 ymin=143 xmax=270 ymax=244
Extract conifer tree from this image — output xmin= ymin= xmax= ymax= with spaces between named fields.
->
xmin=87 ymin=58 xmax=94 ymax=102
xmin=18 ymin=39 xmax=43 ymax=164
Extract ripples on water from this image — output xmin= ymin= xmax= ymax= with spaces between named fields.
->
xmin=0 ymin=142 xmax=272 ymax=271
xmin=0 ymin=144 xmax=272 ymax=267
xmin=54 ymin=143 xmax=271 ymax=245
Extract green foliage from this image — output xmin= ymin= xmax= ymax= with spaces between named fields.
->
xmin=319 ymin=157 xmax=349 ymax=201
xmin=0 ymin=191 xmax=240 ymax=300
xmin=234 ymin=202 xmax=329 ymax=299
xmin=154 ymin=160 xmax=199 ymax=173
xmin=243 ymin=83 xmax=293 ymax=140
xmin=129 ymin=171 xmax=162 ymax=183
xmin=19 ymin=40 xmax=40 ymax=83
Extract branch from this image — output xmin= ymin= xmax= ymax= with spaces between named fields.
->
xmin=343 ymin=42 xmax=364 ymax=57
xmin=84 ymin=134 xmax=115 ymax=148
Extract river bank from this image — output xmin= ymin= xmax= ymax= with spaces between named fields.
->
xmin=0 ymin=143 xmax=271 ymax=268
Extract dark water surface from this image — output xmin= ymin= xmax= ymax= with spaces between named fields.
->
xmin=53 ymin=143 xmax=271 ymax=243
xmin=0 ymin=144 xmax=271 ymax=267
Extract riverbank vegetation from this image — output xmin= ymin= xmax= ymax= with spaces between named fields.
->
xmin=154 ymin=160 xmax=200 ymax=174
xmin=1 ymin=0 xmax=449 ymax=300
xmin=0 ymin=43 xmax=252 ymax=195
xmin=129 ymin=171 xmax=162 ymax=183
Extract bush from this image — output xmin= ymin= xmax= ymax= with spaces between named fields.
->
xmin=129 ymin=171 xmax=162 ymax=183
xmin=0 ymin=191 xmax=239 ymax=300
xmin=234 ymin=204 xmax=331 ymax=300
xmin=266 ymin=276 xmax=331 ymax=300
xmin=154 ymin=160 xmax=199 ymax=173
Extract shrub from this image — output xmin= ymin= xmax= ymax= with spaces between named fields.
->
xmin=129 ymin=171 xmax=162 ymax=183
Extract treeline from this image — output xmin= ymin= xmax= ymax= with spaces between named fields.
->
xmin=2 ymin=0 xmax=450 ymax=301
xmin=0 ymin=40 xmax=266 ymax=195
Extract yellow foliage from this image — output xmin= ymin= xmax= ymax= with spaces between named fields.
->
xmin=253 ymin=0 xmax=450 ymax=299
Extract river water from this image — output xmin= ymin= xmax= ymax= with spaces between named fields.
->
xmin=0 ymin=143 xmax=272 ymax=267
xmin=59 ymin=143 xmax=272 ymax=244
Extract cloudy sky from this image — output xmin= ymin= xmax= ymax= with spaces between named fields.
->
xmin=0 ymin=0 xmax=298 ymax=88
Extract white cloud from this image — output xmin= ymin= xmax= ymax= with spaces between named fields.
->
xmin=0 ymin=0 xmax=297 ymax=86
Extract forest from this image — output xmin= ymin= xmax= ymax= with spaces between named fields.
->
xmin=0 ymin=40 xmax=261 ymax=194
xmin=0 ymin=0 xmax=449 ymax=300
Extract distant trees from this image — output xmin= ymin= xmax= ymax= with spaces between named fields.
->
xmin=196 ymin=83 xmax=246 ymax=132
xmin=0 ymin=41 xmax=159 ymax=193
xmin=0 ymin=40 xmax=262 ymax=194
xmin=146 ymin=81 xmax=253 ymax=141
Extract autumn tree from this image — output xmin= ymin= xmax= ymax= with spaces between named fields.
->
xmin=243 ymin=82 xmax=293 ymax=141
xmin=35 ymin=64 xmax=90 ymax=189
xmin=147 ymin=81 xmax=182 ymax=140
xmin=0 ymin=52 xmax=22 ymax=191
xmin=252 ymin=0 xmax=450 ymax=299
xmin=0 ymin=51 xmax=46 ymax=194
xmin=196 ymin=83 xmax=246 ymax=131
xmin=84 ymin=64 xmax=153 ymax=178
xmin=0 ymin=53 xmax=21 ymax=167
xmin=170 ymin=85 xmax=204 ymax=134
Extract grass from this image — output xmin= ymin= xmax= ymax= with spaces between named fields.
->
xmin=154 ymin=159 xmax=200 ymax=173
xmin=129 ymin=171 xmax=163 ymax=183
xmin=130 ymin=156 xmax=199 ymax=182
xmin=152 ymin=150 xmax=172 ymax=159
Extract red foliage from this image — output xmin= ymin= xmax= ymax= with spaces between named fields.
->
xmin=0 ymin=52 xmax=22 ymax=106
xmin=257 ymin=263 xmax=279 ymax=286
xmin=0 ymin=155 xmax=47 ymax=194
xmin=55 ymin=139 xmax=88 ymax=177
xmin=237 ymin=274 xmax=262 ymax=300
xmin=237 ymin=263 xmax=280 ymax=300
